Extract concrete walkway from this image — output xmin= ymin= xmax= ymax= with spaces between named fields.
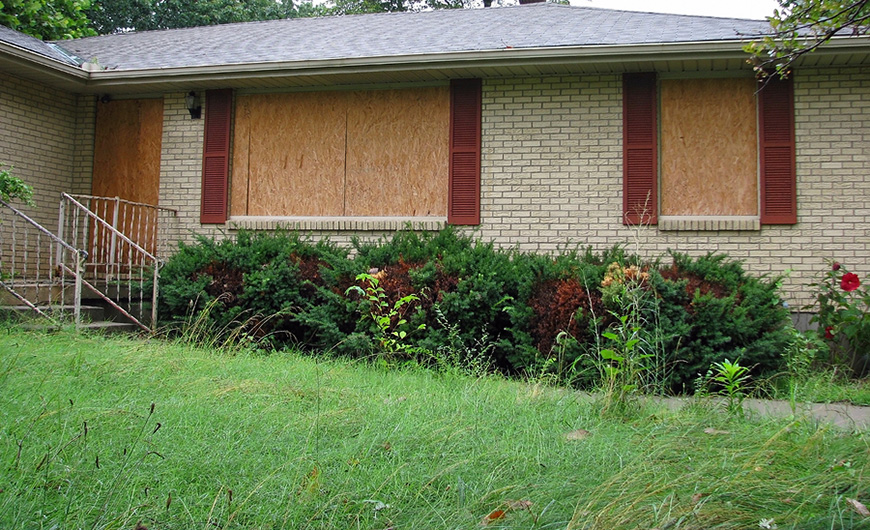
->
xmin=650 ymin=396 xmax=870 ymax=430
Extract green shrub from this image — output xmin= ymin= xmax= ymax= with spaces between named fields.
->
xmin=0 ymin=165 xmax=34 ymax=205
xmin=655 ymin=252 xmax=792 ymax=391
xmin=157 ymin=230 xmax=793 ymax=392
xmin=158 ymin=231 xmax=362 ymax=351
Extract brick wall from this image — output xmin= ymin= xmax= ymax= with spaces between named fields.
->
xmin=471 ymin=68 xmax=870 ymax=308
xmin=157 ymin=67 xmax=869 ymax=307
xmin=0 ymin=74 xmax=80 ymax=228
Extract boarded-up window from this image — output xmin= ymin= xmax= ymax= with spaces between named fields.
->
xmin=660 ymin=77 xmax=758 ymax=217
xmin=231 ymin=87 xmax=449 ymax=217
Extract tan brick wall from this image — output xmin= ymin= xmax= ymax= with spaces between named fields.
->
xmin=156 ymin=68 xmax=869 ymax=307
xmin=72 ymin=95 xmax=96 ymax=196
xmin=471 ymin=68 xmax=870 ymax=308
xmin=0 ymin=73 xmax=80 ymax=228
xmin=157 ymin=92 xmax=208 ymax=255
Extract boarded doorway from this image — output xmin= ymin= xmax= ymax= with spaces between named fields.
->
xmin=90 ymin=98 xmax=163 ymax=258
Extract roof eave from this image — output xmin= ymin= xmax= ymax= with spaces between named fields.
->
xmin=0 ymin=40 xmax=89 ymax=87
xmin=5 ymin=34 xmax=869 ymax=94
xmin=81 ymin=40 xmax=761 ymax=90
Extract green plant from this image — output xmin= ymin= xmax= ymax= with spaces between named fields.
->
xmin=0 ymin=165 xmax=34 ymax=206
xmin=158 ymin=230 xmax=360 ymax=353
xmin=157 ymin=229 xmax=794 ymax=389
xmin=655 ymin=251 xmax=792 ymax=391
xmin=593 ymin=313 xmax=653 ymax=417
xmin=2 ymin=329 xmax=867 ymax=529
xmin=426 ymin=305 xmax=493 ymax=377
xmin=805 ymin=260 xmax=870 ymax=376
xmin=346 ymin=272 xmax=426 ymax=359
xmin=705 ymin=358 xmax=751 ymax=416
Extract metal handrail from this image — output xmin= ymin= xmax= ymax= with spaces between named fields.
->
xmin=67 ymin=193 xmax=178 ymax=216
xmin=61 ymin=193 xmax=159 ymax=262
xmin=58 ymin=193 xmax=163 ymax=330
xmin=1 ymin=197 xmax=84 ymax=257
xmin=1 ymin=197 xmax=86 ymax=327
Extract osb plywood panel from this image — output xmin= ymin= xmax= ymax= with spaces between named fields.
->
xmin=232 ymin=92 xmax=346 ymax=216
xmin=230 ymin=97 xmax=251 ymax=217
xmin=344 ymin=87 xmax=449 ymax=216
xmin=92 ymin=99 xmax=163 ymax=206
xmin=660 ymin=78 xmax=758 ymax=216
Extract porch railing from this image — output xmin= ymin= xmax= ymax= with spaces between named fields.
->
xmin=1 ymin=197 xmax=86 ymax=327
xmin=58 ymin=193 xmax=171 ymax=331
xmin=63 ymin=194 xmax=177 ymax=258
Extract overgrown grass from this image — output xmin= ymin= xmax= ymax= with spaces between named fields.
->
xmin=761 ymin=370 xmax=870 ymax=406
xmin=0 ymin=328 xmax=868 ymax=529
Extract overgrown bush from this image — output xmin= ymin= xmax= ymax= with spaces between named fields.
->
xmin=158 ymin=228 xmax=793 ymax=391
xmin=654 ymin=252 xmax=792 ymax=390
xmin=158 ymin=231 xmax=364 ymax=353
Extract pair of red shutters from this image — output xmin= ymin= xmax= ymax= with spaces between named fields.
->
xmin=623 ymin=73 xmax=797 ymax=225
xmin=199 ymin=79 xmax=482 ymax=225
xmin=200 ymin=75 xmax=796 ymax=227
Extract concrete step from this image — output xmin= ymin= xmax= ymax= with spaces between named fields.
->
xmin=0 ymin=304 xmax=106 ymax=321
xmin=13 ymin=320 xmax=143 ymax=334
xmin=1 ymin=300 xmax=150 ymax=333
xmin=79 ymin=321 xmax=143 ymax=334
xmin=1 ymin=281 xmax=150 ymax=306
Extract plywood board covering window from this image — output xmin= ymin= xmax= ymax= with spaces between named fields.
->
xmin=660 ymin=78 xmax=758 ymax=217
xmin=231 ymin=87 xmax=449 ymax=217
xmin=92 ymin=98 xmax=163 ymax=206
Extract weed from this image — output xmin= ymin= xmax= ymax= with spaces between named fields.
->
xmin=346 ymin=272 xmax=426 ymax=359
xmin=594 ymin=314 xmax=653 ymax=417
xmin=699 ymin=357 xmax=752 ymax=416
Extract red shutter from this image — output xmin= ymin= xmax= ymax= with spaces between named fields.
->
xmin=448 ymin=78 xmax=482 ymax=225
xmin=622 ymin=73 xmax=658 ymax=225
xmin=200 ymin=89 xmax=232 ymax=224
xmin=759 ymin=77 xmax=796 ymax=225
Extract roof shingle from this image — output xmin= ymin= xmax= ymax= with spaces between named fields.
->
xmin=54 ymin=3 xmax=772 ymax=71
xmin=0 ymin=24 xmax=80 ymax=65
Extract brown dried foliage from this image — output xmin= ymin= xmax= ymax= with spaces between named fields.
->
xmin=195 ymin=261 xmax=244 ymax=307
xmin=658 ymin=264 xmax=741 ymax=315
xmin=290 ymin=253 xmax=331 ymax=298
xmin=528 ymin=278 xmax=603 ymax=354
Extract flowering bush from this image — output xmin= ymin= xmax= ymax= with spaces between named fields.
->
xmin=806 ymin=261 xmax=870 ymax=375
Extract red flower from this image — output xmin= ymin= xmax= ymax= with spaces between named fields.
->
xmin=832 ymin=262 xmax=841 ymax=271
xmin=824 ymin=326 xmax=835 ymax=340
xmin=841 ymin=272 xmax=861 ymax=292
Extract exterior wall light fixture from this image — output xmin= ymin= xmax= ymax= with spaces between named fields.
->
xmin=185 ymin=91 xmax=202 ymax=119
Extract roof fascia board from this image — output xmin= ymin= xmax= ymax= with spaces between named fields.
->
xmin=0 ymin=40 xmax=88 ymax=82
xmin=83 ymin=40 xmax=757 ymax=89
xmin=80 ymin=36 xmax=870 ymax=90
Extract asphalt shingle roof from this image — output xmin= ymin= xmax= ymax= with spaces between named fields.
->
xmin=0 ymin=24 xmax=79 ymax=65
xmin=54 ymin=3 xmax=772 ymax=71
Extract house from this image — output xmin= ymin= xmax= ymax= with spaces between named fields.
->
xmin=0 ymin=3 xmax=868 ymax=319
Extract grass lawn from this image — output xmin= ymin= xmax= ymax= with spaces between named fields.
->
xmin=0 ymin=328 xmax=868 ymax=529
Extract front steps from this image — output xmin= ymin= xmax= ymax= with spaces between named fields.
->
xmin=0 ymin=298 xmax=148 ymax=333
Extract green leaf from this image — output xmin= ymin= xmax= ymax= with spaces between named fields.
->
xmin=599 ymin=349 xmax=623 ymax=362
